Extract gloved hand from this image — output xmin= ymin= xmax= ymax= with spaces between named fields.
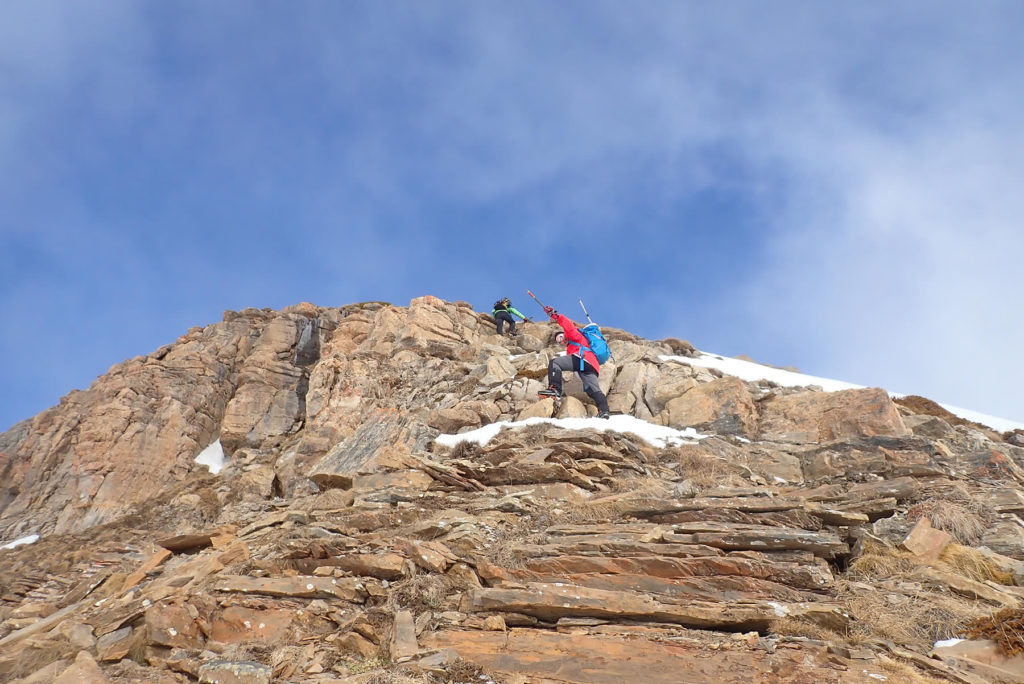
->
xmin=544 ymin=306 xmax=555 ymax=317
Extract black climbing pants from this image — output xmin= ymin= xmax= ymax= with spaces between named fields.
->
xmin=547 ymin=355 xmax=609 ymax=414
xmin=495 ymin=311 xmax=516 ymax=335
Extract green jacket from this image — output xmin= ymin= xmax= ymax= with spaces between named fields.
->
xmin=493 ymin=304 xmax=527 ymax=320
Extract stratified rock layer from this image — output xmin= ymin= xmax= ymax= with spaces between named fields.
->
xmin=1 ymin=296 xmax=1022 ymax=684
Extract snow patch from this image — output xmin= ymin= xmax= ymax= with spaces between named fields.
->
xmin=435 ymin=414 xmax=706 ymax=449
xmin=661 ymin=352 xmax=865 ymax=393
xmin=195 ymin=439 xmax=226 ymax=474
xmin=661 ymin=351 xmax=1024 ymax=433
xmin=933 ymin=638 xmax=965 ymax=649
xmin=1 ymin=534 xmax=40 ymax=550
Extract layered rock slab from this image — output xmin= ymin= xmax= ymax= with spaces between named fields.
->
xmin=424 ymin=628 xmax=881 ymax=684
xmin=462 ymin=582 xmax=845 ymax=632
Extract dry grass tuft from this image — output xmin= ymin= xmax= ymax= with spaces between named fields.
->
xmin=307 ymin=487 xmax=357 ymax=511
xmin=940 ymin=544 xmax=1014 ymax=584
xmin=437 ymin=658 xmax=489 ymax=682
xmin=366 ymin=671 xmax=432 ymax=684
xmin=387 ymin=574 xmax=452 ymax=613
xmin=487 ymin=518 xmax=545 ymax=569
xmin=964 ymin=607 xmax=1024 ymax=656
xmin=449 ymin=440 xmax=482 ymax=461
xmin=872 ymin=655 xmax=959 ymax=684
xmin=556 ymin=499 xmax=636 ymax=525
xmin=907 ymin=498 xmax=993 ymax=545
xmin=768 ymin=616 xmax=843 ymax=642
xmin=608 ymin=475 xmax=673 ymax=497
xmin=837 ymin=581 xmax=986 ymax=648
xmin=847 ymin=543 xmax=922 ymax=580
xmin=837 ymin=541 xmax=994 ymax=649
xmin=663 ymin=446 xmax=743 ymax=488
xmin=2 ymin=644 xmax=71 ymax=680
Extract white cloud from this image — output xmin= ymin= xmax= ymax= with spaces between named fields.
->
xmin=3 ymin=2 xmax=1024 ymax=427
xmin=740 ymin=91 xmax=1024 ymax=421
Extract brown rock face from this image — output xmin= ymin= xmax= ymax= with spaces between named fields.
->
xmin=2 ymin=295 xmax=1021 ymax=684
xmin=308 ymin=413 xmax=434 ymax=490
xmin=758 ymin=387 xmax=909 ymax=443
xmin=0 ymin=298 xmax=496 ymax=538
xmin=0 ymin=314 xmax=255 ymax=537
xmin=0 ymin=306 xmax=351 ymax=538
xmin=219 ymin=313 xmax=321 ymax=455
xmin=208 ymin=606 xmax=294 ymax=645
xmin=664 ymin=376 xmax=758 ymax=436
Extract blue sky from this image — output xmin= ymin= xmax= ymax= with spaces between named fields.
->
xmin=2 ymin=2 xmax=1024 ymax=431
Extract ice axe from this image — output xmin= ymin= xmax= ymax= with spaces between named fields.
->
xmin=526 ymin=290 xmax=551 ymax=315
xmin=579 ymin=298 xmax=595 ymax=325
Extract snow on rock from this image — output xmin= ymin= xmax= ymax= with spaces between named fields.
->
xmin=933 ymin=638 xmax=965 ymax=649
xmin=662 ymin=352 xmax=1024 ymax=433
xmin=436 ymin=414 xmax=706 ymax=449
xmin=195 ymin=439 xmax=226 ymax=474
xmin=660 ymin=352 xmax=863 ymax=393
xmin=2 ymin=534 xmax=40 ymax=550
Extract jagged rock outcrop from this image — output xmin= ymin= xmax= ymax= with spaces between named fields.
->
xmin=2 ymin=295 xmax=1024 ymax=683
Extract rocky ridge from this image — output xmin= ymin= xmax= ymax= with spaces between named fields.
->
xmin=2 ymin=296 xmax=1024 ymax=682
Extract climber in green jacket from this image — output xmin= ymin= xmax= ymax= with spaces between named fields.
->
xmin=491 ymin=297 xmax=528 ymax=336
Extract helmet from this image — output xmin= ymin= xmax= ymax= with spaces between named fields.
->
xmin=501 ymin=297 xmax=511 ymax=305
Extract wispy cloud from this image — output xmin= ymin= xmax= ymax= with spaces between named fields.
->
xmin=1 ymin=2 xmax=1023 ymax=427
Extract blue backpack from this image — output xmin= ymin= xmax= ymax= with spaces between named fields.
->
xmin=576 ymin=324 xmax=611 ymax=364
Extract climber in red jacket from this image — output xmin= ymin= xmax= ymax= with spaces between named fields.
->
xmin=537 ymin=307 xmax=610 ymax=418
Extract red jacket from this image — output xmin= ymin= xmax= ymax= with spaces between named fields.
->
xmin=554 ymin=313 xmax=600 ymax=373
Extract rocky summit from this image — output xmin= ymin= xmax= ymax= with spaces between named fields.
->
xmin=3 ymin=295 xmax=1024 ymax=683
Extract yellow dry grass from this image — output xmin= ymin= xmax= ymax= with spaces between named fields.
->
xmin=807 ymin=541 xmax=998 ymax=650
xmin=768 ymin=616 xmax=842 ymax=642
xmin=847 ymin=543 xmax=921 ymax=580
xmin=607 ymin=475 xmax=674 ymax=497
xmin=306 ymin=487 xmax=356 ymax=511
xmin=850 ymin=538 xmax=1013 ymax=586
xmin=872 ymin=655 xmax=960 ymax=684
xmin=907 ymin=498 xmax=992 ymax=545
xmin=366 ymin=671 xmax=432 ymax=684
xmin=939 ymin=543 xmax=1014 ymax=584
xmin=662 ymin=446 xmax=747 ymax=488
xmin=842 ymin=585 xmax=983 ymax=647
